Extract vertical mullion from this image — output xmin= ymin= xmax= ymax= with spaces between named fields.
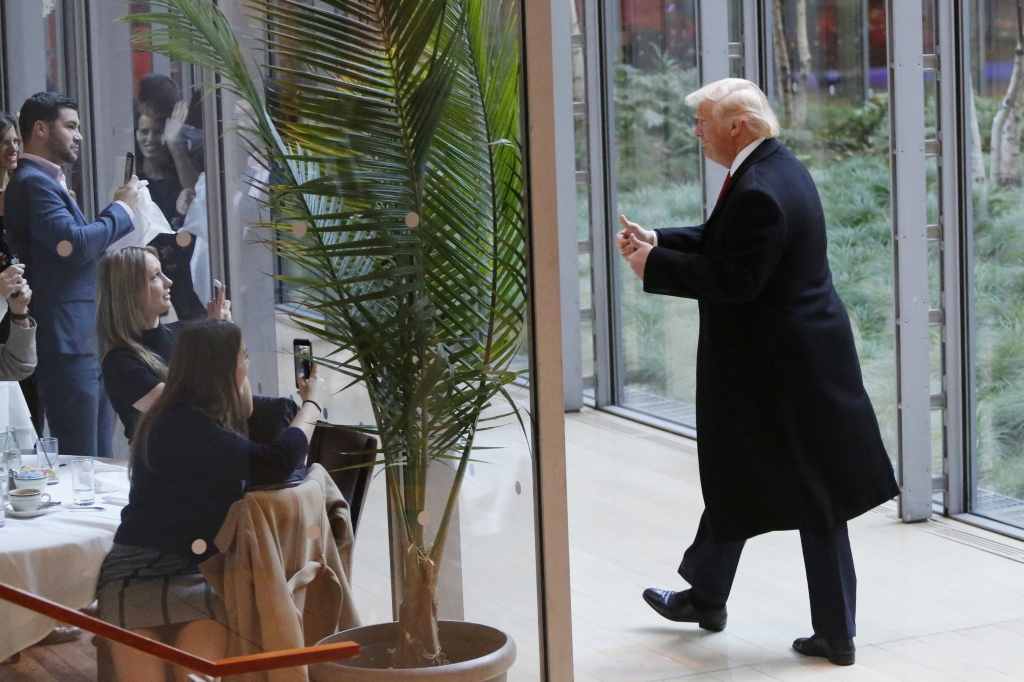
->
xmin=585 ymin=0 xmax=612 ymax=408
xmin=66 ymin=0 xmax=96 ymax=220
xmin=0 ymin=0 xmax=7 ymax=111
xmin=741 ymin=0 xmax=761 ymax=88
xmin=889 ymin=0 xmax=933 ymax=522
xmin=698 ymin=0 xmax=731 ymax=219
xmin=602 ymin=0 xmax=627 ymax=407
xmin=762 ymin=0 xmax=776 ymax=108
xmin=939 ymin=0 xmax=972 ymax=516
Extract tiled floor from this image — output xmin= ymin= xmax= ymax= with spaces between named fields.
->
xmin=276 ymin=316 xmax=1024 ymax=682
xmin=562 ymin=409 xmax=1024 ymax=682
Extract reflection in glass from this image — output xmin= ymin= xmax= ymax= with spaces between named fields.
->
xmin=614 ymin=0 xmax=702 ymax=425
xmin=42 ymin=1 xmax=66 ymax=94
xmin=128 ymin=4 xmax=210 ymax=321
xmin=969 ymin=0 xmax=1024 ymax=528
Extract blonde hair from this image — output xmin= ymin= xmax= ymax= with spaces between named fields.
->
xmin=96 ymin=246 xmax=168 ymax=380
xmin=685 ymin=78 xmax=780 ymax=139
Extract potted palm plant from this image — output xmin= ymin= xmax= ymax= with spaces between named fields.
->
xmin=126 ymin=0 xmax=526 ymax=678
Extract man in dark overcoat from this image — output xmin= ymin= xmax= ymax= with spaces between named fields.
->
xmin=618 ymin=78 xmax=899 ymax=666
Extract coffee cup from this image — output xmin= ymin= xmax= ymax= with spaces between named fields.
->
xmin=8 ymin=489 xmax=51 ymax=512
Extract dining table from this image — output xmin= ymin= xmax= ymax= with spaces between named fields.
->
xmin=0 ymin=455 xmax=129 ymax=661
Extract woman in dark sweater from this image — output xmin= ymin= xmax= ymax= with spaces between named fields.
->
xmin=96 ymin=318 xmax=326 ymax=682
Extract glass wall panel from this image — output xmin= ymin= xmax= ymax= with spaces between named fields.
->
xmin=247 ymin=1 xmax=546 ymax=680
xmin=0 ymin=1 xmax=547 ymax=679
xmin=968 ymin=0 xmax=1024 ymax=528
xmin=613 ymin=0 xmax=702 ymax=425
xmin=574 ymin=0 xmax=597 ymax=399
xmin=771 ymin=0 xmax=897 ymax=457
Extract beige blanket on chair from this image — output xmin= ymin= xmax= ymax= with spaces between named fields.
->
xmin=201 ymin=464 xmax=361 ymax=682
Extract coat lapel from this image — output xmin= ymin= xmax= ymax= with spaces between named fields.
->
xmin=704 ymin=138 xmax=782 ymax=228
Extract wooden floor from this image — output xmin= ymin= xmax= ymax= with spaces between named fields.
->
xmin=9 ymin=320 xmax=1024 ymax=680
xmin=0 ymin=635 xmax=97 ymax=682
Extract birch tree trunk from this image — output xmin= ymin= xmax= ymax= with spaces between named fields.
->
xmin=772 ymin=0 xmax=793 ymax=126
xmin=971 ymin=87 xmax=987 ymax=187
xmin=990 ymin=0 xmax=1024 ymax=187
xmin=794 ymin=0 xmax=811 ymax=128
xmin=570 ymin=0 xmax=586 ymax=105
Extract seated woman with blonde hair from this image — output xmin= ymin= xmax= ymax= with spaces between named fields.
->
xmin=97 ymin=245 xmax=230 ymax=443
xmin=95 ymin=318 xmax=326 ymax=682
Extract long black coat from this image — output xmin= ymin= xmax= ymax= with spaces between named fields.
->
xmin=643 ymin=138 xmax=899 ymax=543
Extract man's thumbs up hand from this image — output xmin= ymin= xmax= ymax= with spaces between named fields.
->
xmin=616 ymin=214 xmax=655 ymax=260
xmin=626 ymin=232 xmax=653 ymax=282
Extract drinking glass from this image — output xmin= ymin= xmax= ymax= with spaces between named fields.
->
xmin=37 ymin=437 xmax=58 ymax=470
xmin=71 ymin=457 xmax=95 ymax=506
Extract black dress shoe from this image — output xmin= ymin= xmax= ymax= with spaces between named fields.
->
xmin=642 ymin=588 xmax=727 ymax=631
xmin=792 ymin=634 xmax=855 ymax=666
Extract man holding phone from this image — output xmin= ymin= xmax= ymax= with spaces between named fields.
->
xmin=4 ymin=92 xmax=137 ymax=457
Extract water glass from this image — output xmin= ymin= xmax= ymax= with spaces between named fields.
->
xmin=37 ymin=437 xmax=58 ymax=470
xmin=71 ymin=456 xmax=95 ymax=506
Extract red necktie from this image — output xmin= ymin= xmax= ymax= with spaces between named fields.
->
xmin=717 ymin=172 xmax=732 ymax=204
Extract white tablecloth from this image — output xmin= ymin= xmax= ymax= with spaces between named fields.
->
xmin=0 ymin=456 xmax=128 ymax=659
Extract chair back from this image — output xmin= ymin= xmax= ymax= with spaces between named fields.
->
xmin=306 ymin=425 xmax=377 ymax=535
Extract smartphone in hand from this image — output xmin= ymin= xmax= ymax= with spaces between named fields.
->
xmin=213 ymin=278 xmax=223 ymax=300
xmin=293 ymin=338 xmax=313 ymax=388
xmin=123 ymin=152 xmax=135 ymax=185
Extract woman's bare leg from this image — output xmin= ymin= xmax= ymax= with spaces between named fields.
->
xmin=171 ymin=618 xmax=229 ymax=682
xmin=110 ymin=627 xmax=167 ymax=682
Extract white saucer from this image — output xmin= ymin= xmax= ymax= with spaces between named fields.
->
xmin=4 ymin=506 xmax=54 ymax=519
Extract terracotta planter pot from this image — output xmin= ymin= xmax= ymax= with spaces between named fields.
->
xmin=310 ymin=621 xmax=516 ymax=682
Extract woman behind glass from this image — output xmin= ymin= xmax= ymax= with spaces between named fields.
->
xmin=135 ymin=102 xmax=204 ymax=320
xmin=96 ymin=318 xmax=326 ymax=682
xmin=97 ymin=246 xmax=229 ymax=443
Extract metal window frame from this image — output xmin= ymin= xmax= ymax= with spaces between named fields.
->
xmin=889 ymin=0 xmax=933 ymax=522
xmin=698 ymin=2 xmax=731 ymax=218
xmin=584 ymin=0 xmax=614 ymax=409
xmin=66 ymin=0 xmax=97 ymax=220
xmin=935 ymin=0 xmax=971 ymax=517
xmin=0 ymin=0 xmax=7 ymax=112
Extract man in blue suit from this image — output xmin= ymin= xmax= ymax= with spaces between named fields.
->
xmin=5 ymin=92 xmax=137 ymax=457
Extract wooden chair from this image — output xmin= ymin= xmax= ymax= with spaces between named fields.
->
xmin=305 ymin=424 xmax=378 ymax=535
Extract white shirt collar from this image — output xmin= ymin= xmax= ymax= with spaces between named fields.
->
xmin=729 ymin=137 xmax=765 ymax=176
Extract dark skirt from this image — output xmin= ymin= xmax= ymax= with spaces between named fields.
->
xmin=96 ymin=543 xmax=227 ymax=631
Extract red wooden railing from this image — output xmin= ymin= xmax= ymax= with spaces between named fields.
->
xmin=0 ymin=582 xmax=358 ymax=676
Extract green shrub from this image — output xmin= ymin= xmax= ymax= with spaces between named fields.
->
xmin=613 ymin=50 xmax=700 ymax=191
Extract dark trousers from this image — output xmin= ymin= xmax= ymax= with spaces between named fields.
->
xmin=35 ymin=353 xmax=114 ymax=458
xmin=679 ymin=511 xmax=857 ymax=639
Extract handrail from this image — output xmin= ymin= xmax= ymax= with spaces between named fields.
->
xmin=0 ymin=582 xmax=358 ymax=676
